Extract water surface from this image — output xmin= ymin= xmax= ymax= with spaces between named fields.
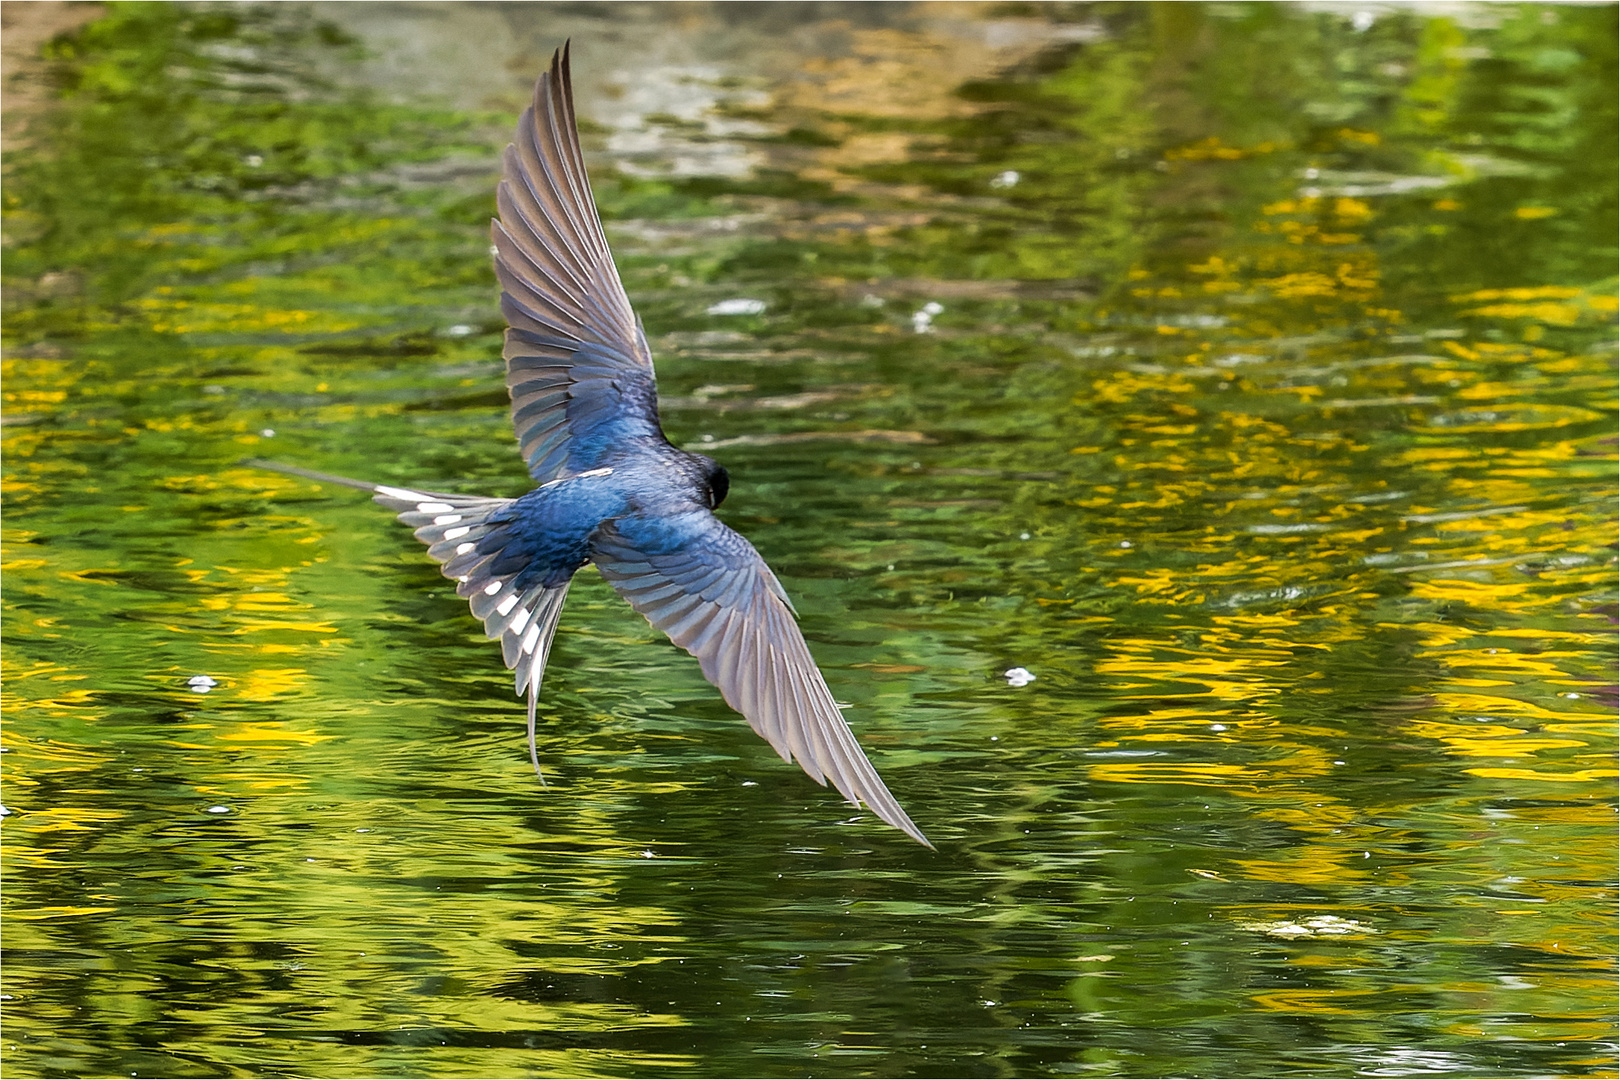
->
xmin=3 ymin=3 xmax=1615 ymax=1077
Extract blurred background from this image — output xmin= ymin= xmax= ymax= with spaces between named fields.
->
xmin=2 ymin=3 xmax=1615 ymax=1077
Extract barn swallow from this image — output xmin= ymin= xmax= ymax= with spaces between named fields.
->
xmin=252 ymin=45 xmax=929 ymax=846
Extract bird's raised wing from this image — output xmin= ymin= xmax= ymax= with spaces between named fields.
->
xmin=592 ymin=511 xmax=931 ymax=847
xmin=494 ymin=43 xmax=664 ymax=484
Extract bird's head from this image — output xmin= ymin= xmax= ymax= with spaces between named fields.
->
xmin=686 ymin=451 xmax=730 ymax=510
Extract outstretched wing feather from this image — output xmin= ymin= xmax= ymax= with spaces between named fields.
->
xmin=593 ymin=517 xmax=930 ymax=846
xmin=496 ymin=44 xmax=663 ymax=483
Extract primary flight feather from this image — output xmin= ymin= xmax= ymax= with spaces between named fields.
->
xmin=255 ymin=45 xmax=929 ymax=847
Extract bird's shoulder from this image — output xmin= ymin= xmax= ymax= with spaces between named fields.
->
xmin=607 ymin=504 xmax=712 ymax=550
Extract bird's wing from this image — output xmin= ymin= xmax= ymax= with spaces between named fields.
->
xmin=373 ymin=483 xmax=573 ymax=775
xmin=495 ymin=43 xmax=664 ymax=484
xmin=592 ymin=511 xmax=931 ymax=847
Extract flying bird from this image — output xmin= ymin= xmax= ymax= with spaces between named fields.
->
xmin=252 ymin=45 xmax=929 ymax=847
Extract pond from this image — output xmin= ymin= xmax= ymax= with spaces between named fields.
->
xmin=2 ymin=3 xmax=1615 ymax=1077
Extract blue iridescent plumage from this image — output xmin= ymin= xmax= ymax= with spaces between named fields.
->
xmin=253 ymin=45 xmax=928 ymax=847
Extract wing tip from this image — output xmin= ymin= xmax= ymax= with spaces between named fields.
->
xmin=847 ymin=779 xmax=934 ymax=849
xmin=901 ymin=824 xmax=936 ymax=850
xmin=541 ymin=40 xmax=571 ymax=122
xmin=836 ymin=784 xmax=933 ymax=848
xmin=878 ymin=806 xmax=934 ymax=849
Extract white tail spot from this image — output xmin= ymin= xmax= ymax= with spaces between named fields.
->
xmin=483 ymin=580 xmax=504 ymax=596
xmin=432 ymin=514 xmax=463 ymax=526
xmin=417 ymin=502 xmax=454 ymax=514
xmin=375 ymin=485 xmax=420 ymax=500
xmin=509 ymin=607 xmax=531 ymax=635
xmin=496 ymin=594 xmax=519 ymax=616
xmin=455 ymin=542 xmax=476 ymax=556
xmin=443 ymin=526 xmax=471 ymax=540
xmin=520 ymin=622 xmax=542 ymax=654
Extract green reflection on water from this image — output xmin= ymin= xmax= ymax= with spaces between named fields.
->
xmin=3 ymin=3 xmax=1615 ymax=1078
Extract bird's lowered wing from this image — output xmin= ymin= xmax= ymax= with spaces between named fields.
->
xmin=495 ymin=43 xmax=664 ymax=484
xmin=593 ymin=511 xmax=931 ymax=847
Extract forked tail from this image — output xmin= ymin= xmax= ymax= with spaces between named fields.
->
xmin=243 ymin=458 xmax=572 ymax=780
xmin=242 ymin=458 xmax=382 ymax=492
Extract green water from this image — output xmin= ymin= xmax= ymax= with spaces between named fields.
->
xmin=3 ymin=3 xmax=1615 ymax=1077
